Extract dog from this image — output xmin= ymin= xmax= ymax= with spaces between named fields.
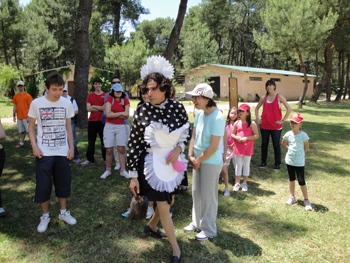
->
xmin=127 ymin=195 xmax=148 ymax=220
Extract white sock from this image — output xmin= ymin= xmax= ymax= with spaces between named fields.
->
xmin=147 ymin=206 xmax=154 ymax=211
xmin=42 ymin=213 xmax=49 ymax=218
xmin=60 ymin=209 xmax=66 ymax=215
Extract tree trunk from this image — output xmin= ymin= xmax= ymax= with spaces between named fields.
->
xmin=295 ymin=46 xmax=308 ymax=109
xmin=74 ymin=0 xmax=93 ymax=128
xmin=310 ymin=36 xmax=333 ymax=102
xmin=344 ymin=55 xmax=349 ymax=100
xmin=113 ymin=2 xmax=121 ymax=45
xmin=13 ymin=46 xmax=20 ymax=70
xmin=163 ymin=0 xmax=188 ymax=61
xmin=335 ymin=50 xmax=345 ymax=101
xmin=1 ymin=21 xmax=9 ymax=65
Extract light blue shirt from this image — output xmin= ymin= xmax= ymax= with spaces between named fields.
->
xmin=194 ymin=109 xmax=225 ymax=165
xmin=283 ymin=131 xmax=309 ymax=167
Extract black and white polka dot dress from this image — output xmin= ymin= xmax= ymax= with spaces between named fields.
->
xmin=127 ymin=99 xmax=191 ymax=202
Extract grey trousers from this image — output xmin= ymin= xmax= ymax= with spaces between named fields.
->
xmin=191 ymin=161 xmax=223 ymax=237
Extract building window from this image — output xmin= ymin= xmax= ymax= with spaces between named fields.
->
xmin=249 ymin=77 xmax=262 ymax=81
xmin=270 ymin=78 xmax=281 ymax=82
xmin=303 ymin=80 xmax=310 ymax=83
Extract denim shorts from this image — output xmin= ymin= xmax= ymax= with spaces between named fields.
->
xmin=34 ymin=156 xmax=71 ymax=203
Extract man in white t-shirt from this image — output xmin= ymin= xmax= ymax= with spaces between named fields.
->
xmin=28 ymin=72 xmax=77 ymax=233
xmin=62 ymin=85 xmax=80 ymax=164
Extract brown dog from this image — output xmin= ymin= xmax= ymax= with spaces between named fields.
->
xmin=127 ymin=195 xmax=148 ymax=220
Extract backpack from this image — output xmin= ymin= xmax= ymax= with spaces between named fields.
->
xmin=70 ymin=97 xmax=78 ymax=125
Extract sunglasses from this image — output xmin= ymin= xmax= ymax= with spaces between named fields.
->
xmin=111 ymin=81 xmax=120 ymax=85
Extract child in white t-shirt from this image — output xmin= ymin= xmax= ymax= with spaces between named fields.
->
xmin=281 ymin=113 xmax=312 ymax=211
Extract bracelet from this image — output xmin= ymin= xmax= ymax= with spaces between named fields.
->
xmin=282 ymin=120 xmax=285 ymax=123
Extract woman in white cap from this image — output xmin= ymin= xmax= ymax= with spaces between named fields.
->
xmin=100 ymin=83 xmax=130 ymax=179
xmin=128 ymin=56 xmax=190 ymax=263
xmin=184 ymin=83 xmax=225 ymax=241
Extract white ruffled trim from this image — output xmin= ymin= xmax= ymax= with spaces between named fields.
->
xmin=152 ymin=99 xmax=168 ymax=109
xmin=129 ymin=171 xmax=138 ymax=178
xmin=144 ymin=152 xmax=187 ymax=192
xmin=144 ymin=122 xmax=190 ymax=149
xmin=140 ymin=55 xmax=174 ymax=80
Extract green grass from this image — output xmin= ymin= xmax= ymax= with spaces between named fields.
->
xmin=0 ymin=98 xmax=15 ymax=118
xmin=1 ymin=100 xmax=350 ymax=262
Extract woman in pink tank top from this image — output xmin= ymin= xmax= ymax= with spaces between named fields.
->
xmin=254 ymin=80 xmax=292 ymax=170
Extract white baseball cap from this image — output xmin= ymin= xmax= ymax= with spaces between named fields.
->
xmin=63 ymin=84 xmax=68 ymax=91
xmin=185 ymin=83 xmax=214 ymax=99
xmin=16 ymin=81 xmax=25 ymax=86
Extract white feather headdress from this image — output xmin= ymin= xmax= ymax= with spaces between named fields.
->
xmin=140 ymin=55 xmax=174 ymax=80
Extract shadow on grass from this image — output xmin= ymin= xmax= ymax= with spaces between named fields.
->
xmin=296 ymin=200 xmax=329 ymax=213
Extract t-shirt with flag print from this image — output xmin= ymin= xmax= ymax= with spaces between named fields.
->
xmin=28 ymin=96 xmax=74 ymax=157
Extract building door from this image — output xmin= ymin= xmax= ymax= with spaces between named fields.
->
xmin=68 ymin=81 xmax=74 ymax=98
xmin=229 ymin=78 xmax=238 ymax=108
xmin=208 ymin=77 xmax=220 ymax=99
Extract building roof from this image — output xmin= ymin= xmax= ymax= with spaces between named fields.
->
xmin=185 ymin=63 xmax=316 ymax=77
xmin=23 ymin=65 xmax=113 ymax=78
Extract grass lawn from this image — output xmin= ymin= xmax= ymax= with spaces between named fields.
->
xmin=0 ymin=98 xmax=15 ymax=118
xmin=1 ymin=100 xmax=350 ymax=262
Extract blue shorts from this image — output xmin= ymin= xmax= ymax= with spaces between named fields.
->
xmin=34 ymin=156 xmax=71 ymax=203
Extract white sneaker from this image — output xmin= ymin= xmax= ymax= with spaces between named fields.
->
xmin=114 ymin=163 xmax=120 ymax=170
xmin=195 ymin=231 xmax=212 ymax=241
xmin=100 ymin=170 xmax=111 ymax=179
xmin=224 ymin=188 xmax=230 ymax=196
xmin=233 ymin=183 xmax=240 ymax=192
xmin=183 ymin=222 xmax=199 ymax=233
xmin=37 ymin=217 xmax=50 ymax=233
xmin=304 ymin=200 xmax=313 ymax=211
xmin=285 ymin=196 xmax=297 ymax=205
xmin=146 ymin=207 xmax=154 ymax=219
xmin=80 ymin=160 xmax=94 ymax=167
xmin=120 ymin=170 xmax=130 ymax=178
xmin=242 ymin=183 xmax=248 ymax=192
xmin=59 ymin=211 xmax=77 ymax=225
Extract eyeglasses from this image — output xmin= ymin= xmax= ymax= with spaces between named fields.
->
xmin=191 ymin=96 xmax=202 ymax=100
xmin=111 ymin=81 xmax=120 ymax=85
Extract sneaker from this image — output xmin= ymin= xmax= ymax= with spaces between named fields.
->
xmin=0 ymin=207 xmax=6 ymax=217
xmin=37 ymin=216 xmax=50 ymax=233
xmin=114 ymin=163 xmax=120 ymax=170
xmin=273 ymin=165 xmax=280 ymax=170
xmin=285 ymin=196 xmax=296 ymax=205
xmin=223 ymin=188 xmax=230 ymax=196
xmin=146 ymin=207 xmax=154 ymax=219
xmin=75 ymin=159 xmax=80 ymax=165
xmin=195 ymin=231 xmax=212 ymax=241
xmin=15 ymin=142 xmax=24 ymax=148
xmin=58 ymin=211 xmax=77 ymax=225
xmin=259 ymin=163 xmax=266 ymax=168
xmin=122 ymin=209 xmax=130 ymax=218
xmin=100 ymin=170 xmax=111 ymax=179
xmin=120 ymin=170 xmax=130 ymax=178
xmin=80 ymin=160 xmax=94 ymax=167
xmin=242 ymin=183 xmax=248 ymax=192
xmin=304 ymin=200 xmax=313 ymax=211
xmin=233 ymin=183 xmax=240 ymax=192
xmin=183 ymin=222 xmax=199 ymax=233
xmin=180 ymin=186 xmax=190 ymax=192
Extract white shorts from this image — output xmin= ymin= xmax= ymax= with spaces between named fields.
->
xmin=224 ymin=155 xmax=236 ymax=166
xmin=17 ymin=119 xmax=29 ymax=133
xmin=103 ymin=123 xmax=127 ymax=148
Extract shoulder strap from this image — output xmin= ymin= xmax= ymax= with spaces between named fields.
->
xmin=70 ymin=97 xmax=74 ymax=104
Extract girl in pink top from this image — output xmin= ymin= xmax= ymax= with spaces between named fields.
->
xmin=221 ymin=107 xmax=238 ymax=196
xmin=232 ymin=104 xmax=259 ymax=192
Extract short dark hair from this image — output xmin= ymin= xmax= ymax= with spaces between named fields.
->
xmin=111 ymin=76 xmax=120 ymax=81
xmin=93 ymin=77 xmax=102 ymax=84
xmin=206 ymin=98 xmax=217 ymax=108
xmin=45 ymin=73 xmax=65 ymax=90
xmin=142 ymin=72 xmax=172 ymax=98
xmin=109 ymin=90 xmax=126 ymax=99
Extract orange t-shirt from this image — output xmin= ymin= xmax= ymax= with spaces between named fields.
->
xmin=12 ymin=92 xmax=33 ymax=119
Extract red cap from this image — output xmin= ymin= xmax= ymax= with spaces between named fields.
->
xmin=289 ymin=113 xmax=303 ymax=123
xmin=238 ymin=104 xmax=250 ymax=111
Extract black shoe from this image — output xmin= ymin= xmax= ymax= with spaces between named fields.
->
xmin=169 ymin=252 xmax=182 ymax=263
xmin=144 ymin=225 xmax=167 ymax=238
xmin=0 ymin=207 xmax=6 ymax=217
xmin=273 ymin=165 xmax=280 ymax=170
xmin=259 ymin=163 xmax=266 ymax=168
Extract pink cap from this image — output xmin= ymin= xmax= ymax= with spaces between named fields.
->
xmin=238 ymin=104 xmax=250 ymax=111
xmin=289 ymin=113 xmax=303 ymax=123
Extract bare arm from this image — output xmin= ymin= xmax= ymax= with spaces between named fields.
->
xmin=188 ymin=127 xmax=201 ymax=170
xmin=196 ymin=135 xmax=221 ymax=164
xmin=0 ymin=119 xmax=6 ymax=139
xmin=28 ymin=117 xmax=43 ymax=158
xmin=13 ymin=104 xmax=16 ymax=122
xmin=275 ymin=94 xmax=292 ymax=125
xmin=86 ymin=103 xmax=98 ymax=112
xmin=281 ymin=139 xmax=288 ymax=151
xmin=223 ymin=129 xmax=227 ymax=161
xmin=304 ymin=140 xmax=309 ymax=153
xmin=66 ymin=118 xmax=74 ymax=160
xmin=106 ymin=103 xmax=130 ymax=119
xmin=255 ymin=96 xmax=265 ymax=125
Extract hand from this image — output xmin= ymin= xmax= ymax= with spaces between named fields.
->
xmin=275 ymin=120 xmax=283 ymax=125
xmin=165 ymin=147 xmax=181 ymax=165
xmin=222 ymin=153 xmax=227 ymax=162
xmin=129 ymin=178 xmax=140 ymax=195
xmin=67 ymin=148 xmax=74 ymax=160
xmin=190 ymin=157 xmax=201 ymax=170
xmin=239 ymin=137 xmax=248 ymax=143
xmin=256 ymin=118 xmax=262 ymax=125
xmin=32 ymin=145 xmax=44 ymax=159
xmin=13 ymin=116 xmax=16 ymax=123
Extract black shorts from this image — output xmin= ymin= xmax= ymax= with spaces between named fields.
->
xmin=34 ymin=156 xmax=71 ymax=203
